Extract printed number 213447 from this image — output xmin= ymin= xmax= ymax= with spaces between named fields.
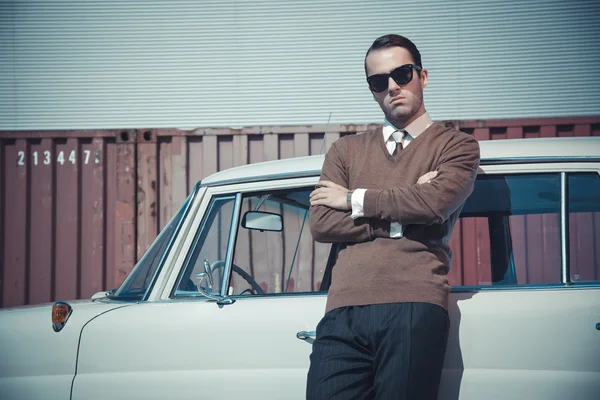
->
xmin=17 ymin=150 xmax=100 ymax=166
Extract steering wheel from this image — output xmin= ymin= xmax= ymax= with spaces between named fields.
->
xmin=206 ymin=260 xmax=265 ymax=295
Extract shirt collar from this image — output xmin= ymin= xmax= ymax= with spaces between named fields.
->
xmin=382 ymin=112 xmax=434 ymax=142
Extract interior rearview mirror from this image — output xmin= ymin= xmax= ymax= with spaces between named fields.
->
xmin=242 ymin=211 xmax=283 ymax=232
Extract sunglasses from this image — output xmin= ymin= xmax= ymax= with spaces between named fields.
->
xmin=367 ymin=64 xmax=422 ymax=93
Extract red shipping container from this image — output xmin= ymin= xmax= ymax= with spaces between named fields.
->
xmin=1 ymin=117 xmax=599 ymax=307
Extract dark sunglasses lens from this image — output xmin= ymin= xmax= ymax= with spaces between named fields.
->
xmin=390 ymin=65 xmax=413 ymax=86
xmin=368 ymin=65 xmax=415 ymax=92
xmin=368 ymin=75 xmax=388 ymax=93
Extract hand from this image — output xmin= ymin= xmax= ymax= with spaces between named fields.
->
xmin=310 ymin=181 xmax=350 ymax=210
xmin=417 ymin=171 xmax=438 ymax=185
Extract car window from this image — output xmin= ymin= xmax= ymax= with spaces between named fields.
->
xmin=231 ymin=189 xmax=330 ymax=295
xmin=174 ymin=196 xmax=236 ymax=296
xmin=449 ymin=173 xmax=562 ymax=287
xmin=174 ymin=188 xmax=330 ymax=298
xmin=568 ymin=172 xmax=600 ymax=283
xmin=173 ymin=172 xmax=587 ymax=298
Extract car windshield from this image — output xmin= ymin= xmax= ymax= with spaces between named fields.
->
xmin=109 ymin=188 xmax=196 ymax=301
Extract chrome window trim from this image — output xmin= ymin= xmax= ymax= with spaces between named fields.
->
xmin=200 ymin=157 xmax=600 ymax=188
xmin=141 ymin=182 xmax=201 ymax=302
xmin=451 ymin=282 xmax=600 ymax=292
xmin=482 ymin=156 xmax=600 ymax=165
xmin=220 ymin=193 xmax=243 ymax=296
xmin=560 ymin=172 xmax=571 ymax=284
xmin=171 ymin=193 xmax=237 ymax=298
xmin=177 ymin=282 xmax=600 ymax=300
xmin=213 ymin=292 xmax=329 ymax=301
xmin=201 ymin=170 xmax=322 ymax=188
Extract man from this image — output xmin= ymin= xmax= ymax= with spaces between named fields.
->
xmin=307 ymin=34 xmax=480 ymax=399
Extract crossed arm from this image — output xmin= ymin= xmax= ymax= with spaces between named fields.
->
xmin=308 ymin=142 xmax=389 ymax=243
xmin=308 ymin=135 xmax=480 ymax=243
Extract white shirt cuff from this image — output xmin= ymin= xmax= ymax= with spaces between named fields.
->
xmin=351 ymin=189 xmax=403 ymax=238
xmin=350 ymin=189 xmax=367 ymax=219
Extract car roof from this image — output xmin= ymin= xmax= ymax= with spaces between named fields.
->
xmin=201 ymin=136 xmax=600 ymax=187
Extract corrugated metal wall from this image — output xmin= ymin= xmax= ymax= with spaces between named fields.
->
xmin=2 ymin=0 xmax=600 ymax=130
xmin=1 ymin=116 xmax=599 ymax=307
xmin=0 ymin=131 xmax=138 ymax=307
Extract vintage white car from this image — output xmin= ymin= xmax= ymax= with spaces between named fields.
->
xmin=1 ymin=136 xmax=599 ymax=400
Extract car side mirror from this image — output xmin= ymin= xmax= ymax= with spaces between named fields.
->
xmin=241 ymin=211 xmax=283 ymax=232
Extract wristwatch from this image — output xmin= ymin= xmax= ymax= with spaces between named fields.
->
xmin=346 ymin=191 xmax=354 ymax=209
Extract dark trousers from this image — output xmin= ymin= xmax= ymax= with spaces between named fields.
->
xmin=306 ymin=302 xmax=449 ymax=400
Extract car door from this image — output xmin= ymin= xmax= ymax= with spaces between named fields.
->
xmin=72 ymin=298 xmax=327 ymax=399
xmin=72 ymin=181 xmax=330 ymax=400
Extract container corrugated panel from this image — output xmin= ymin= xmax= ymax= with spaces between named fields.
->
xmin=0 ymin=131 xmax=137 ymax=308
xmin=2 ymin=1 xmax=599 ymax=130
xmin=1 ymin=116 xmax=599 ymax=307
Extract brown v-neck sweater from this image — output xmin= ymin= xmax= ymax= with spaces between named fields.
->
xmin=310 ymin=122 xmax=480 ymax=313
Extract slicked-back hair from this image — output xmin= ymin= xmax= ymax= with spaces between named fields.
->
xmin=364 ymin=34 xmax=422 ymax=77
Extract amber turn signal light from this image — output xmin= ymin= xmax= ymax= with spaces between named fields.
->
xmin=52 ymin=302 xmax=72 ymax=332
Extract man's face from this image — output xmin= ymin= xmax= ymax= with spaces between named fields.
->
xmin=365 ymin=47 xmax=428 ymax=127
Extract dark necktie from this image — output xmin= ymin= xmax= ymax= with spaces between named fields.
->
xmin=393 ymin=140 xmax=403 ymax=155
xmin=392 ymin=130 xmax=405 ymax=156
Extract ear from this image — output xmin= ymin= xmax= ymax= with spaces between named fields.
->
xmin=420 ymin=68 xmax=428 ymax=89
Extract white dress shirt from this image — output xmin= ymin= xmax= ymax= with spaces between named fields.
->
xmin=350 ymin=112 xmax=434 ymax=238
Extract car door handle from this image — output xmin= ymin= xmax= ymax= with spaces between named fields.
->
xmin=296 ymin=330 xmax=316 ymax=340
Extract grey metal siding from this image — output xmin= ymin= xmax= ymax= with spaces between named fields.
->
xmin=1 ymin=0 xmax=599 ymax=130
